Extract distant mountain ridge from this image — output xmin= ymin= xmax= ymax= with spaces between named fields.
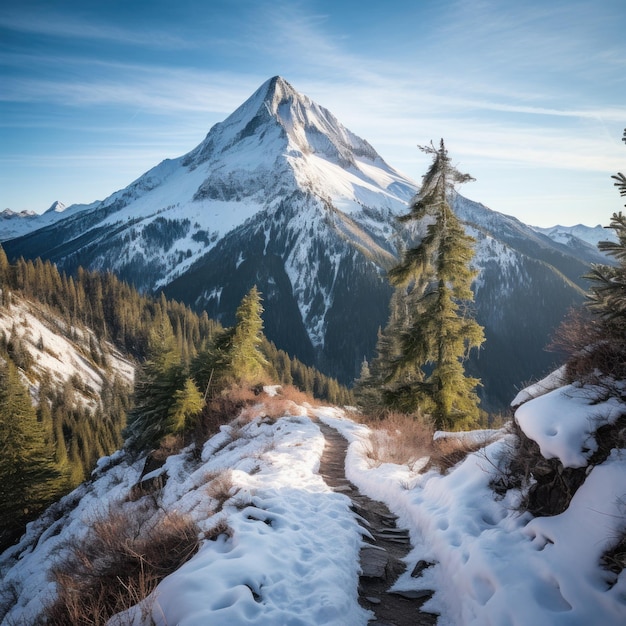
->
xmin=1 ymin=201 xmax=98 ymax=242
xmin=1 ymin=76 xmax=600 ymax=411
xmin=533 ymin=223 xmax=617 ymax=258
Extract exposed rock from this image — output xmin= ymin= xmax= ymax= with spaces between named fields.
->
xmin=411 ymin=560 xmax=435 ymax=578
xmin=360 ymin=545 xmax=389 ymax=578
xmin=390 ymin=589 xmax=434 ymax=600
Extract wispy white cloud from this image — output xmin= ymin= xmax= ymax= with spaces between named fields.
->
xmin=0 ymin=65 xmax=264 ymax=116
xmin=0 ymin=11 xmax=189 ymax=49
xmin=1 ymin=0 xmax=624 ymax=225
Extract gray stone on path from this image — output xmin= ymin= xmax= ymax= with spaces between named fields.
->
xmin=360 ymin=545 xmax=389 ymax=578
xmin=365 ymin=596 xmax=382 ymax=604
xmin=411 ymin=560 xmax=435 ymax=578
xmin=333 ymin=484 xmax=353 ymax=492
xmin=390 ymin=588 xmax=434 ymax=600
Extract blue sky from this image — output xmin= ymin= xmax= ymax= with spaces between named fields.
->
xmin=1 ymin=0 xmax=624 ymax=227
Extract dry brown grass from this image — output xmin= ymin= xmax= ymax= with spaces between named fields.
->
xmin=204 ymin=518 xmax=233 ymax=542
xmin=152 ymin=433 xmax=185 ymax=462
xmin=191 ymin=383 xmax=260 ymax=443
xmin=425 ymin=435 xmax=491 ymax=473
xmin=602 ymin=529 xmax=626 ymax=585
xmin=45 ymin=502 xmax=201 ymax=626
xmin=358 ymin=410 xmax=501 ymax=473
xmin=549 ymin=306 xmax=626 ymax=387
xmin=361 ymin=411 xmax=434 ymax=469
xmin=236 ymin=385 xmax=318 ymax=425
xmin=274 ymin=384 xmax=318 ymax=406
xmin=205 ymin=470 xmax=237 ymax=512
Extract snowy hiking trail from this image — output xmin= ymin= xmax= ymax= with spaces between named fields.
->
xmin=3 ymin=394 xmax=625 ymax=625
xmin=316 ymin=421 xmax=438 ymax=626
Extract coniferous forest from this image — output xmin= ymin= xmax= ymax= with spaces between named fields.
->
xmin=0 ymin=249 xmax=352 ymax=550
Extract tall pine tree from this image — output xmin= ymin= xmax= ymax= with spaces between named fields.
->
xmin=194 ymin=286 xmax=268 ymax=395
xmin=228 ymin=285 xmax=267 ymax=383
xmin=0 ymin=357 xmax=62 ymax=548
xmin=582 ymin=128 xmax=626 ymax=377
xmin=124 ymin=309 xmax=190 ymax=451
xmin=383 ymin=140 xmax=485 ymax=429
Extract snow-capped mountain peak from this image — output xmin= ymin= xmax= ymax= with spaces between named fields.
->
xmin=182 ymin=76 xmax=412 ymax=212
xmin=1 ymin=76 xmax=603 ymax=411
xmin=533 ymin=223 xmax=618 ymax=249
xmin=188 ymin=76 xmax=373 ymax=165
xmin=44 ymin=200 xmax=67 ymax=214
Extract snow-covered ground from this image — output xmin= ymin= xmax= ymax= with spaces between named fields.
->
xmin=0 ymin=298 xmax=134 ymax=407
xmin=533 ymin=223 xmax=618 ymax=248
xmin=1 ymin=380 xmax=624 ymax=625
xmin=327 ymin=389 xmax=626 ymax=626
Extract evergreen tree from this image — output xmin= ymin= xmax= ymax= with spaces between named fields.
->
xmin=586 ymin=211 xmax=626 ymax=333
xmin=0 ymin=357 xmax=62 ymax=548
xmin=124 ymin=310 xmax=186 ymax=451
xmin=168 ymin=377 xmax=204 ymax=435
xmin=0 ymin=245 xmax=9 ymax=289
xmin=195 ymin=286 xmax=268 ymax=395
xmin=228 ymin=285 xmax=267 ymax=383
xmin=582 ymin=128 xmax=626 ymax=378
xmin=383 ymin=140 xmax=485 ymax=429
xmin=354 ymin=290 xmax=412 ymax=415
xmin=586 ymin=130 xmax=626 ymax=332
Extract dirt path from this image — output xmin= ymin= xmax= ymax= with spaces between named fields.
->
xmin=316 ymin=421 xmax=438 ymax=626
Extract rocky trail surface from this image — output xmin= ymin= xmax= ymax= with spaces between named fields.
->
xmin=316 ymin=421 xmax=438 ymax=626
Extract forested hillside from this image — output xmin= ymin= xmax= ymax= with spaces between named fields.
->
xmin=0 ymin=248 xmax=352 ymax=550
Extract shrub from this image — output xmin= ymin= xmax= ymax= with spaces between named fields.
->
xmin=45 ymin=502 xmax=201 ymax=625
xmin=549 ymin=306 xmax=626 ymax=387
xmin=425 ymin=433 xmax=494 ymax=473
xmin=205 ymin=470 xmax=236 ymax=512
xmin=192 ymin=383 xmax=259 ymax=445
xmin=237 ymin=385 xmax=318 ymax=425
xmin=360 ymin=411 xmax=434 ymax=468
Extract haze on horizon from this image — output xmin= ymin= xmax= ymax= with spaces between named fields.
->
xmin=1 ymin=0 xmax=624 ymax=227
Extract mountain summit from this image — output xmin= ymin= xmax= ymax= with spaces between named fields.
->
xmin=188 ymin=76 xmax=381 ymax=175
xmin=2 ymin=77 xmax=597 ymax=410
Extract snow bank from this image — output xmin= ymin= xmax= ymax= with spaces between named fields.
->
xmin=324 ymin=389 xmax=625 ymax=626
xmin=2 ymin=388 xmax=624 ymax=626
xmin=141 ymin=414 xmax=369 ymax=626
xmin=0 ymin=405 xmax=369 ymax=626
xmin=515 ymin=384 xmax=623 ymax=467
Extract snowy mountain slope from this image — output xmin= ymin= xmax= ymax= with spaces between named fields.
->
xmin=2 ymin=77 xmax=413 ymax=293
xmin=533 ymin=223 xmax=617 ymax=261
xmin=0 ymin=201 xmax=100 ymax=243
xmin=0 ymin=293 xmax=133 ymax=410
xmin=0 ymin=396 xmax=369 ymax=626
xmin=161 ymin=184 xmax=588 ymax=408
xmin=2 ymin=77 xmax=593 ymax=410
xmin=453 ymin=194 xmax=604 ymax=286
xmin=1 ymin=381 xmax=623 ymax=625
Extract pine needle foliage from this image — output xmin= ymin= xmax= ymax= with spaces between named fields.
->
xmin=376 ymin=140 xmax=485 ymax=429
xmin=193 ymin=286 xmax=268 ymax=396
xmin=585 ymin=131 xmax=626 ymax=334
xmin=578 ymin=128 xmax=626 ymax=380
xmin=0 ymin=357 xmax=63 ymax=548
xmin=124 ymin=308 xmax=195 ymax=452
xmin=223 ymin=285 xmax=268 ymax=385
xmin=586 ymin=211 xmax=626 ymax=333
xmin=169 ymin=377 xmax=205 ymax=434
